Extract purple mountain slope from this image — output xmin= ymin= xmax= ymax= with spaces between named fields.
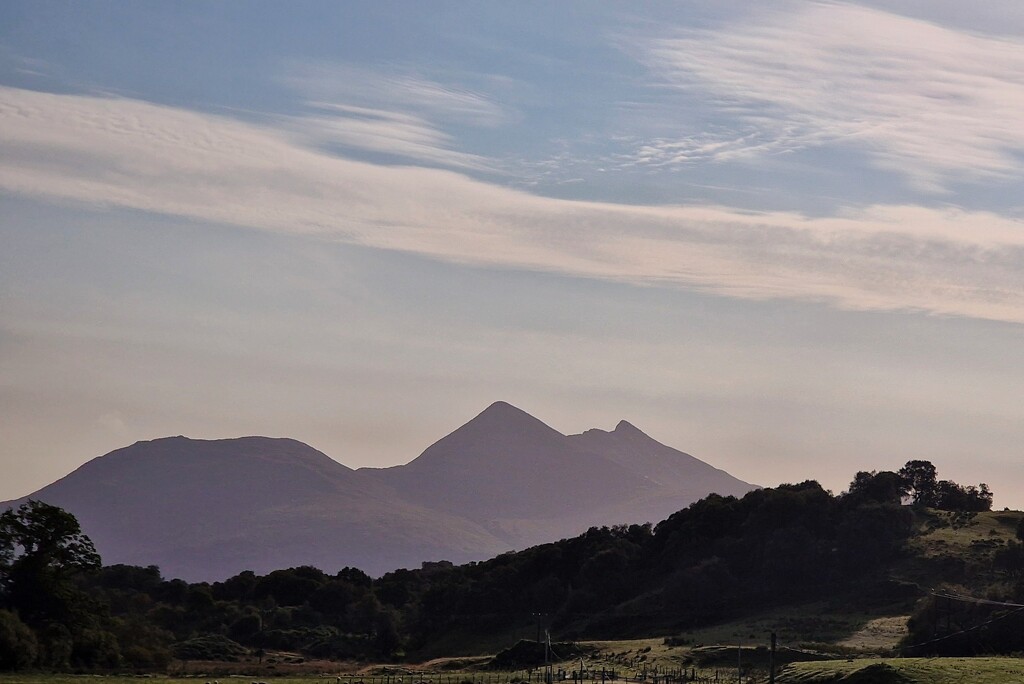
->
xmin=565 ymin=419 xmax=755 ymax=528
xmin=358 ymin=401 xmax=756 ymax=548
xmin=3 ymin=403 xmax=756 ymax=581
xmin=1 ymin=436 xmax=510 ymax=581
xmin=357 ymin=401 xmax=652 ymax=520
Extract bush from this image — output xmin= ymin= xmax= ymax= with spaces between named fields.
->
xmin=0 ymin=610 xmax=38 ymax=670
xmin=172 ymin=634 xmax=247 ymax=661
xmin=72 ymin=627 xmax=122 ymax=668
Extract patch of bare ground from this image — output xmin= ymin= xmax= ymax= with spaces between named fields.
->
xmin=177 ymin=653 xmax=359 ymax=676
xmin=836 ymin=616 xmax=909 ymax=651
xmin=394 ymin=657 xmax=492 ymax=671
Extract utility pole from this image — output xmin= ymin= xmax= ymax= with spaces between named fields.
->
xmin=545 ymin=630 xmax=554 ymax=684
xmin=533 ymin=613 xmax=546 ymax=643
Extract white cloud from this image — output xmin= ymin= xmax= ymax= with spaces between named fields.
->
xmin=96 ymin=411 xmax=131 ymax=442
xmin=291 ymin=103 xmax=496 ymax=172
xmin=635 ymin=2 xmax=1024 ymax=191
xmin=278 ymin=63 xmax=508 ymax=172
xmin=284 ymin=62 xmax=509 ymax=128
xmin=3 ymin=85 xmax=1024 ymax=323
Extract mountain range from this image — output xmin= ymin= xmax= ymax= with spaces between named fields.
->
xmin=2 ymin=401 xmax=755 ymax=581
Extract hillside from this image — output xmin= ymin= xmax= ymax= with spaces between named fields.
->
xmin=1 ymin=464 xmax=1021 ymax=672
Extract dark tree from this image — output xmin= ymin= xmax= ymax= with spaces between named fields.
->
xmin=213 ymin=569 xmax=257 ymax=602
xmin=845 ymin=470 xmax=906 ymax=506
xmin=899 ymin=460 xmax=938 ymax=507
xmin=933 ymin=481 xmax=993 ymax=512
xmin=0 ymin=501 xmax=101 ymax=626
xmin=337 ymin=566 xmax=372 ymax=588
xmin=995 ymin=542 xmax=1024 ymax=579
xmin=254 ymin=567 xmax=324 ymax=606
xmin=0 ymin=609 xmax=38 ymax=670
xmin=969 ymin=483 xmax=994 ymax=511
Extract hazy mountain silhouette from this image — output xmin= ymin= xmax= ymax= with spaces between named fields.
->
xmin=3 ymin=402 xmax=755 ymax=581
xmin=2 ymin=436 xmax=510 ymax=581
xmin=357 ymin=402 xmax=651 ymax=520
xmin=358 ymin=402 xmax=754 ymax=547
xmin=565 ymin=419 xmax=754 ymax=528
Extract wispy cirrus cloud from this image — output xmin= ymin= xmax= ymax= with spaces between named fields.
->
xmin=280 ymin=63 xmax=509 ymax=172
xmin=291 ymin=103 xmax=496 ymax=172
xmin=3 ymin=85 xmax=1024 ymax=323
xmin=633 ymin=2 xmax=1024 ymax=192
xmin=285 ymin=62 xmax=509 ymax=128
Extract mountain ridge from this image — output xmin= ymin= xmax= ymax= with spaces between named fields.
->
xmin=2 ymin=401 xmax=756 ymax=581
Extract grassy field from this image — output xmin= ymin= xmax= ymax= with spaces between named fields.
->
xmin=0 ymin=673 xmax=707 ymax=684
xmin=646 ymin=601 xmax=911 ymax=656
xmin=6 ymin=657 xmax=1024 ymax=684
xmin=777 ymin=656 xmax=1024 ymax=683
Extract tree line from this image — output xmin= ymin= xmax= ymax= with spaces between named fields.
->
xmin=0 ymin=460 xmax=998 ymax=670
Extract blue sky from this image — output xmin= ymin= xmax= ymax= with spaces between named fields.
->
xmin=3 ymin=1 xmax=1024 ymax=509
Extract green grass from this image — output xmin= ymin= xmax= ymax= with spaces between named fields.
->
xmin=911 ymin=510 xmax=1021 ymax=555
xmin=580 ymin=637 xmax=688 ymax=673
xmin=0 ymin=676 xmax=540 ymax=684
xmin=0 ymin=679 xmax=186 ymax=684
xmin=777 ymin=657 xmax=1024 ymax=683
xmin=8 ymin=658 xmax=1024 ymax=684
xmin=651 ymin=601 xmax=911 ymax=655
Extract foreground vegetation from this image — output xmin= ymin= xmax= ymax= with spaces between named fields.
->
xmin=777 ymin=657 xmax=1024 ymax=683
xmin=3 ymin=654 xmax=1024 ymax=684
xmin=2 ymin=460 xmax=1022 ymax=675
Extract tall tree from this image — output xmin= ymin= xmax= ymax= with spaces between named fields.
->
xmin=845 ymin=470 xmax=906 ymax=506
xmin=898 ymin=460 xmax=938 ymax=507
xmin=0 ymin=501 xmax=101 ymax=626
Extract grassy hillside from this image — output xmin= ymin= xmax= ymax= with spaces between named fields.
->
xmin=777 ymin=657 xmax=1024 ymax=683
xmin=3 ymin=471 xmax=1022 ymax=673
xmin=909 ymin=509 xmax=1021 ymax=555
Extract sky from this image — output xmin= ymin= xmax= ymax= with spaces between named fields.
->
xmin=2 ymin=1 xmax=1024 ymax=510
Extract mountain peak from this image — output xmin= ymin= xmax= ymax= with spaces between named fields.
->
xmin=402 ymin=401 xmax=564 ymax=471
xmin=7 ymin=404 xmax=756 ymax=581
xmin=461 ymin=401 xmax=553 ymax=432
xmin=613 ymin=420 xmax=644 ymax=435
xmin=477 ymin=400 xmax=533 ymax=419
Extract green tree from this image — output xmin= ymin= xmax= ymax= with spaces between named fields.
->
xmin=372 ymin=608 xmax=401 ymax=658
xmin=0 ymin=609 xmax=38 ymax=670
xmin=254 ymin=567 xmax=324 ymax=606
xmin=0 ymin=501 xmax=101 ymax=627
xmin=994 ymin=542 xmax=1024 ymax=578
xmin=213 ymin=570 xmax=257 ymax=602
xmin=72 ymin=627 xmax=121 ymax=668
